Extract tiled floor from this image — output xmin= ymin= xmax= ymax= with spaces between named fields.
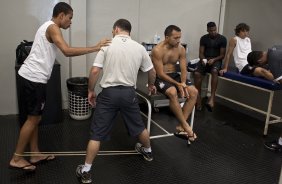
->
xmin=1 ymin=102 xmax=281 ymax=184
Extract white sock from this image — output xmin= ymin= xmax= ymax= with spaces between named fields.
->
xmin=82 ymin=163 xmax=92 ymax=173
xmin=278 ymin=137 xmax=282 ymax=145
xmin=143 ymin=147 xmax=152 ymax=153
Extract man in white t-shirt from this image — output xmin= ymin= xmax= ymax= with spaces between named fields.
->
xmin=76 ymin=19 xmax=156 ymax=184
xmin=9 ymin=2 xmax=110 ymax=171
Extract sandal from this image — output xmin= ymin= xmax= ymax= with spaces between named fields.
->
xmin=188 ymin=132 xmax=197 ymax=142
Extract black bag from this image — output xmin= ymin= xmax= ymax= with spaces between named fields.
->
xmin=16 ymin=40 xmax=33 ymax=65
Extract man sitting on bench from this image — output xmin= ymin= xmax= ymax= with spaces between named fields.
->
xmin=151 ymin=25 xmax=198 ymax=142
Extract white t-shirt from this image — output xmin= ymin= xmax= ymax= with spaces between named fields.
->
xmin=93 ymin=35 xmax=153 ymax=88
xmin=19 ymin=20 xmax=57 ymax=83
xmin=233 ymin=36 xmax=252 ymax=72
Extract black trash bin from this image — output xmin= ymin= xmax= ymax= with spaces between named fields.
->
xmin=67 ymin=77 xmax=92 ymax=120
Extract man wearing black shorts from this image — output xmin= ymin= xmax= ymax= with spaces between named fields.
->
xmin=10 ymin=2 xmax=110 ymax=171
xmin=151 ymin=25 xmax=198 ymax=141
xmin=76 ymin=19 xmax=156 ymax=184
xmin=194 ymin=22 xmax=227 ymax=111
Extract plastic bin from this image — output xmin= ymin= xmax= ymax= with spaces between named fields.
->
xmin=66 ymin=77 xmax=92 ymax=120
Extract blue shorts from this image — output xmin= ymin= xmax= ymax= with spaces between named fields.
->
xmin=90 ymin=86 xmax=145 ymax=141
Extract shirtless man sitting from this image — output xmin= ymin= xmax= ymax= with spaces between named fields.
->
xmin=151 ymin=25 xmax=198 ymax=141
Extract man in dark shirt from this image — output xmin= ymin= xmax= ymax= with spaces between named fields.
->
xmin=194 ymin=22 xmax=227 ymax=111
xmin=247 ymin=45 xmax=282 ymax=84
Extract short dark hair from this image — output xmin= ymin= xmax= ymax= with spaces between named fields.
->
xmin=113 ymin=19 xmax=131 ymax=33
xmin=247 ymin=51 xmax=263 ymax=66
xmin=52 ymin=2 xmax=73 ymax=17
xmin=164 ymin=25 xmax=181 ymax=36
xmin=235 ymin=23 xmax=250 ymax=35
xmin=207 ymin=22 xmax=216 ymax=28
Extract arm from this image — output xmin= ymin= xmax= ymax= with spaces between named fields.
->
xmin=219 ymin=37 xmax=236 ymax=75
xmin=88 ymin=66 xmax=102 ymax=107
xmin=179 ymin=46 xmax=189 ymax=98
xmin=199 ymin=45 xmax=205 ymax=64
xmin=47 ymin=24 xmax=110 ymax=57
xmin=147 ymin=68 xmax=157 ymax=95
xmin=208 ymin=47 xmax=226 ymax=65
xmin=179 ymin=46 xmax=188 ymax=84
xmin=253 ymin=67 xmax=274 ymax=81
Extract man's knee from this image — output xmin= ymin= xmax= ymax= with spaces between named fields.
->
xmin=187 ymin=86 xmax=198 ymax=99
xmin=210 ymin=68 xmax=219 ymax=76
xmin=165 ymin=87 xmax=178 ymax=99
xmin=194 ymin=72 xmax=202 ymax=80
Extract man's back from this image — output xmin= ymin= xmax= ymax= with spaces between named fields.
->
xmin=95 ymin=35 xmax=152 ymax=88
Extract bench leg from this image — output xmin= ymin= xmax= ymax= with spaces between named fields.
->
xmin=136 ymin=92 xmax=152 ymax=134
xmin=190 ymin=106 xmax=195 ymax=129
xmin=264 ymin=91 xmax=274 ymax=136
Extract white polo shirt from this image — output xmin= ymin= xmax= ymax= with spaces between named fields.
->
xmin=93 ymin=35 xmax=153 ymax=88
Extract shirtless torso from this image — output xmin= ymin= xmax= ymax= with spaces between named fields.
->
xmin=151 ymin=41 xmax=187 ymax=86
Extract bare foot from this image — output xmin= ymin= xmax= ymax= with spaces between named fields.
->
xmin=30 ymin=154 xmax=55 ymax=164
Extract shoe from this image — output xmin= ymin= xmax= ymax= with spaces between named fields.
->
xmin=135 ymin=143 xmax=153 ymax=161
xmin=264 ymin=141 xmax=282 ymax=152
xmin=76 ymin=165 xmax=92 ymax=184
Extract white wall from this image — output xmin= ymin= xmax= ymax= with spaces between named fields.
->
xmin=86 ymin=0 xmax=222 ymax=93
xmin=0 ymin=0 xmax=64 ymax=115
xmin=0 ymin=0 xmax=222 ymax=115
xmin=219 ymin=0 xmax=282 ymax=117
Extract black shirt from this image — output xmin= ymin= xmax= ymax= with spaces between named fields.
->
xmin=268 ymin=46 xmax=282 ymax=79
xmin=200 ymin=34 xmax=227 ymax=61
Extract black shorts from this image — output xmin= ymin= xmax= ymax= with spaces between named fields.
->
xmin=155 ymin=73 xmax=193 ymax=94
xmin=195 ymin=60 xmax=222 ymax=75
xmin=18 ymin=75 xmax=46 ymax=118
xmin=90 ymin=86 xmax=145 ymax=141
xmin=240 ymin=64 xmax=256 ymax=75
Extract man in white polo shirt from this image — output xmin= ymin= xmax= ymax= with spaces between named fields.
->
xmin=76 ymin=19 xmax=156 ymax=184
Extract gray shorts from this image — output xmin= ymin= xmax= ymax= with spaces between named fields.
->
xmin=90 ymin=86 xmax=145 ymax=141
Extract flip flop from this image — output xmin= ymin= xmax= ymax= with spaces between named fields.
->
xmin=174 ymin=131 xmax=188 ymax=140
xmin=30 ymin=155 xmax=55 ymax=165
xmin=9 ymin=164 xmax=36 ymax=171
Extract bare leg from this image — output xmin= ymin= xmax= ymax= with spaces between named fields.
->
xmin=10 ymin=115 xmax=41 ymax=169
xmin=85 ymin=140 xmax=101 ymax=165
xmin=29 ymin=125 xmax=55 ymax=163
xmin=207 ymin=69 xmax=219 ymax=108
xmin=137 ymin=129 xmax=151 ymax=148
xmin=165 ymin=87 xmax=195 ymax=137
xmin=182 ymin=85 xmax=198 ymax=120
xmin=193 ymin=72 xmax=203 ymax=110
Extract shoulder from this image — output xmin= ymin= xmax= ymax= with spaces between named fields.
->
xmin=219 ymin=34 xmax=227 ymax=40
xmin=200 ymin=34 xmax=209 ymax=41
